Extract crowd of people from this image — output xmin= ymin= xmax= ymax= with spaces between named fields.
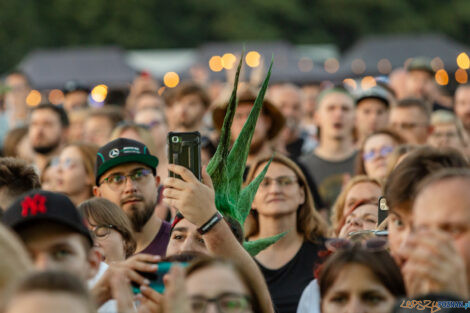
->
xmin=0 ymin=55 xmax=469 ymax=313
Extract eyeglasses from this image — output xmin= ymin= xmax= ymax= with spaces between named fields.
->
xmin=100 ymin=168 xmax=152 ymax=189
xmin=190 ymin=292 xmax=252 ymax=313
xmin=259 ymin=176 xmax=298 ymax=189
xmin=362 ymin=145 xmax=394 ymax=162
xmin=325 ymin=238 xmax=388 ymax=252
xmin=391 ymin=122 xmax=428 ymax=130
xmin=91 ymin=225 xmax=116 ymax=238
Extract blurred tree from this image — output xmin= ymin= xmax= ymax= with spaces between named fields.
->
xmin=0 ymin=0 xmax=469 ymax=73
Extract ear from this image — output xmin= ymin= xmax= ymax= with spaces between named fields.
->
xmin=86 ymin=247 xmax=102 ymax=280
xmin=92 ymin=186 xmax=101 ymax=197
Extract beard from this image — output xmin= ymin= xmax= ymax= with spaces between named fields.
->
xmin=126 ymin=202 xmax=155 ymax=233
xmin=32 ymin=137 xmax=61 ymax=155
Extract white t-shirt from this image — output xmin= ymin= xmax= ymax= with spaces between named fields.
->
xmin=88 ymin=262 xmax=117 ymax=313
xmin=297 ymin=279 xmax=321 ymax=313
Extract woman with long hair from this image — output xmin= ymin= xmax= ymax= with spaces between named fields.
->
xmin=244 ymin=154 xmax=327 ymax=313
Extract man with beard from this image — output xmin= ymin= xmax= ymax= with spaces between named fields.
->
xmin=454 ymin=84 xmax=470 ymax=139
xmin=29 ymin=103 xmax=69 ymax=173
xmin=93 ymin=138 xmax=170 ymax=256
xmin=212 ymin=85 xmax=285 ymax=168
xmin=163 ymin=81 xmax=210 ymax=133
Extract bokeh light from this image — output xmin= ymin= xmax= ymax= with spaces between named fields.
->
xmin=222 ymin=53 xmax=237 ymax=70
xmin=298 ymin=57 xmax=313 ymax=72
xmin=158 ymin=86 xmax=166 ymax=96
xmin=351 ymin=59 xmax=366 ymax=75
xmin=324 ymin=58 xmax=339 ymax=74
xmin=455 ymin=69 xmax=468 ymax=84
xmin=163 ymin=72 xmax=180 ymax=88
xmin=343 ymin=78 xmax=357 ymax=90
xmin=435 ymin=69 xmax=449 ymax=86
xmin=91 ymin=84 xmax=108 ymax=102
xmin=209 ymin=56 xmax=223 ymax=72
xmin=361 ymin=76 xmax=376 ymax=90
xmin=377 ymin=59 xmax=392 ymax=74
xmin=26 ymin=90 xmax=41 ymax=107
xmin=246 ymin=51 xmax=261 ymax=68
xmin=457 ymin=52 xmax=470 ymax=70
xmin=48 ymin=89 xmax=64 ymax=105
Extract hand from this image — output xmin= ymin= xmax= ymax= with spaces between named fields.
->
xmin=163 ymin=165 xmax=217 ymax=227
xmin=162 ymin=265 xmax=191 ymax=313
xmin=401 ymin=229 xmax=468 ymax=298
xmin=91 ymin=254 xmax=161 ymax=306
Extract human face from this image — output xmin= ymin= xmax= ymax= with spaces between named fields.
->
xmin=315 ymin=92 xmax=355 ymax=141
xmin=355 ymin=99 xmax=389 ymax=140
xmin=231 ymin=103 xmax=271 ymax=152
xmin=362 ymin=134 xmax=397 ymax=181
xmin=251 ymin=162 xmax=305 ymax=218
xmin=83 ymin=116 xmax=113 ymax=147
xmin=338 ymin=204 xmax=378 ymax=238
xmin=88 ymin=221 xmax=126 ymax=263
xmin=63 ymin=91 xmax=88 ymax=112
xmin=273 ymin=87 xmax=303 ymax=125
xmin=455 ymin=86 xmax=470 ymax=131
xmin=388 ymin=204 xmax=413 ymax=268
xmin=29 ymin=108 xmax=64 ymax=155
xmin=5 ymin=292 xmax=91 ymax=313
xmin=389 ymin=107 xmax=429 ymax=144
xmin=166 ymin=94 xmax=206 ymax=132
xmin=186 ymin=265 xmax=253 ymax=313
xmin=94 ymin=163 xmax=159 ymax=233
xmin=344 ymin=182 xmax=382 ymax=215
xmin=56 ymin=146 xmax=92 ymax=199
xmin=413 ymin=178 xmax=470 ymax=287
xmin=41 ymin=164 xmax=60 ymax=192
xmin=134 ymin=109 xmax=168 ymax=149
xmin=428 ymin=123 xmax=461 ymax=149
xmin=405 ymin=70 xmax=433 ymax=99
xmin=166 ymin=219 xmax=207 ymax=256
xmin=135 ymin=94 xmax=164 ymax=112
xmin=20 ymin=223 xmax=93 ymax=280
xmin=322 ymin=264 xmax=395 ymax=313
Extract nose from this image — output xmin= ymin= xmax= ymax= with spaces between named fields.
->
xmin=346 ymin=296 xmax=366 ymax=313
xmin=205 ymin=303 xmax=218 ymax=313
xmin=34 ymin=253 xmax=54 ymax=271
xmin=123 ymin=176 xmax=139 ymax=193
xmin=180 ymin=237 xmax=196 ymax=253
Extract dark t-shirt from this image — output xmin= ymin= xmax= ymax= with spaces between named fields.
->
xmin=299 ymin=151 xmax=357 ymax=210
xmin=256 ymin=240 xmax=325 ymax=313
xmin=139 ymin=220 xmax=171 ymax=257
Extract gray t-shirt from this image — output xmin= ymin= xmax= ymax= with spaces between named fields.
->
xmin=299 ymin=151 xmax=357 ymax=210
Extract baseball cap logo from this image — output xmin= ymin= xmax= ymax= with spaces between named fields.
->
xmin=21 ymin=194 xmax=47 ymax=217
xmin=109 ymin=148 xmax=120 ymax=158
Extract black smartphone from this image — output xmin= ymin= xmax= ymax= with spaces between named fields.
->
xmin=131 ymin=262 xmax=188 ymax=294
xmin=378 ymin=196 xmax=389 ymax=226
xmin=168 ymin=131 xmax=201 ymax=181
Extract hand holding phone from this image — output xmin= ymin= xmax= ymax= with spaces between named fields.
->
xmin=131 ymin=262 xmax=188 ymax=294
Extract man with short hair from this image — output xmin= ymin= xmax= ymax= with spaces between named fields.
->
xmin=389 ymin=98 xmax=432 ymax=144
xmin=93 ymin=138 xmax=170 ymax=256
xmin=62 ymin=81 xmax=89 ymax=113
xmin=404 ymin=57 xmax=434 ymax=100
xmin=29 ymin=103 xmax=69 ymax=173
xmin=83 ymin=106 xmax=124 ymax=147
xmin=164 ymin=81 xmax=210 ymax=132
xmin=269 ymin=83 xmax=316 ymax=159
xmin=0 ymin=157 xmax=41 ymax=211
xmin=454 ymin=84 xmax=470 ymax=137
xmin=134 ymin=90 xmax=164 ymax=112
xmin=407 ymin=168 xmax=470 ymax=298
xmin=4 ymin=71 xmax=31 ymax=129
xmin=354 ymin=85 xmax=391 ymax=144
xmin=300 ymin=87 xmax=357 ymax=210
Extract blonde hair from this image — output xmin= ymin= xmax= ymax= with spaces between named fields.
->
xmin=244 ymin=154 xmax=328 ymax=242
xmin=330 ymin=175 xmax=381 ymax=235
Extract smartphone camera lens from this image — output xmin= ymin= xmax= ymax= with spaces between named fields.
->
xmin=171 ymin=136 xmax=180 ymax=143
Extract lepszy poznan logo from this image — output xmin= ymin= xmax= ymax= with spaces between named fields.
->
xmin=109 ymin=148 xmax=120 ymax=158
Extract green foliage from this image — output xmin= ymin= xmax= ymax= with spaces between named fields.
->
xmin=1 ymin=0 xmax=470 ymax=73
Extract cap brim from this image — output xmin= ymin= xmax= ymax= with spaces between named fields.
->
xmin=96 ymin=154 xmax=159 ymax=185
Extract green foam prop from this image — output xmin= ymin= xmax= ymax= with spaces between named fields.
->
xmin=206 ymin=51 xmax=285 ymax=256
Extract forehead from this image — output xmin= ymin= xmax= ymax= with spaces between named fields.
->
xmin=390 ymin=106 xmax=425 ymax=120
xmin=255 ymin=161 xmax=296 ymax=177
xmin=319 ymin=92 xmax=354 ymax=108
xmin=414 ymin=178 xmax=470 ymax=225
xmin=364 ymin=134 xmax=396 ymax=150
xmin=357 ymin=98 xmax=387 ymax=109
xmin=134 ymin=110 xmax=164 ymax=123
xmin=103 ymin=162 xmax=149 ymax=176
xmin=20 ymin=224 xmax=87 ymax=251
xmin=347 ymin=182 xmax=381 ymax=199
xmin=186 ymin=265 xmax=248 ymax=296
xmin=31 ymin=109 xmax=60 ymax=123
xmin=327 ymin=263 xmax=385 ymax=292
xmin=60 ymin=146 xmax=81 ymax=159
xmin=351 ymin=204 xmax=377 ymax=216
xmin=173 ymin=218 xmax=198 ymax=233
xmin=455 ymin=86 xmax=470 ymax=99
xmin=8 ymin=292 xmax=88 ymax=313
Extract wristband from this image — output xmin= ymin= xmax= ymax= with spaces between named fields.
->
xmin=197 ymin=212 xmax=223 ymax=235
